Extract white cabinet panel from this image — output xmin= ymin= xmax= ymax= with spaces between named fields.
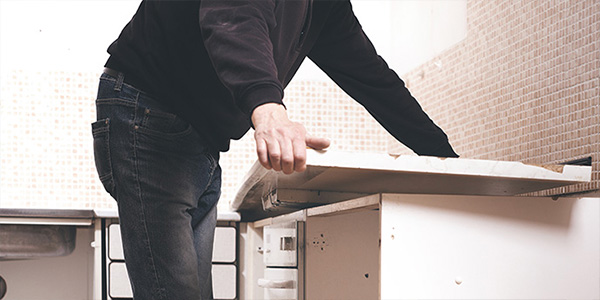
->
xmin=305 ymin=209 xmax=379 ymax=300
xmin=212 ymin=264 xmax=237 ymax=299
xmin=108 ymin=224 xmax=124 ymax=260
xmin=213 ymin=227 xmax=237 ymax=263
xmin=108 ymin=263 xmax=238 ymax=299
xmin=380 ymin=194 xmax=600 ymax=299
xmin=109 ymin=262 xmax=133 ymax=298
xmin=109 ymin=224 xmax=236 ymax=263
xmin=107 ymin=224 xmax=237 ymax=299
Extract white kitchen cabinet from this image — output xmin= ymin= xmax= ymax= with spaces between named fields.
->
xmin=234 ymin=150 xmax=597 ymax=299
xmin=0 ymin=210 xmax=95 ymax=300
xmin=101 ymin=211 xmax=240 ymax=300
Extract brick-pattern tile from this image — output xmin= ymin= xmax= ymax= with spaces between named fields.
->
xmin=0 ymin=72 xmax=390 ymax=209
xmin=389 ymin=0 xmax=599 ymax=196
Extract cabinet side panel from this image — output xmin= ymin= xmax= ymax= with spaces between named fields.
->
xmin=305 ymin=210 xmax=380 ymax=300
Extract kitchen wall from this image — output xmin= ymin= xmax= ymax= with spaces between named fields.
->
xmin=1 ymin=0 xmax=595 ymax=211
xmin=388 ymin=0 xmax=599 ymax=196
xmin=0 ymin=1 xmax=410 ymax=210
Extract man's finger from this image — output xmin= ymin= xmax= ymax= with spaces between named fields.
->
xmin=306 ymin=135 xmax=331 ymax=150
xmin=255 ymin=138 xmax=272 ymax=170
xmin=266 ymin=138 xmax=282 ymax=172
xmin=292 ymin=137 xmax=307 ymax=172
xmin=280 ymin=138 xmax=295 ymax=174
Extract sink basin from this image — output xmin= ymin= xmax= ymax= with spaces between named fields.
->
xmin=0 ymin=224 xmax=76 ymax=260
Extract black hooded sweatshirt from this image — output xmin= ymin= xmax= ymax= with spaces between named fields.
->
xmin=105 ymin=0 xmax=458 ymax=157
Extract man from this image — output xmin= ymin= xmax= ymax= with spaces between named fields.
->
xmin=92 ymin=0 xmax=458 ymax=299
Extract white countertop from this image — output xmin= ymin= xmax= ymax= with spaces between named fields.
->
xmin=93 ymin=209 xmax=241 ymax=222
xmin=0 ymin=208 xmax=241 ymax=224
xmin=232 ymin=150 xmax=591 ymax=220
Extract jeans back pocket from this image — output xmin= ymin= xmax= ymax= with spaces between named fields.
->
xmin=138 ymin=108 xmax=193 ymax=138
xmin=92 ymin=118 xmax=115 ymax=196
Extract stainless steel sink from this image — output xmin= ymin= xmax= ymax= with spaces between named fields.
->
xmin=0 ymin=224 xmax=76 ymax=260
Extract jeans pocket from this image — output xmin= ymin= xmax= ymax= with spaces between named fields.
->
xmin=137 ymin=107 xmax=194 ymax=139
xmin=92 ymin=118 xmax=115 ymax=196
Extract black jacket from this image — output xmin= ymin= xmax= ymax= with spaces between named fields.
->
xmin=105 ymin=0 xmax=458 ymax=157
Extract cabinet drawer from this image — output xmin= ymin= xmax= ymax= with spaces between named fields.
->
xmin=109 ymin=262 xmax=133 ymax=298
xmin=213 ymin=264 xmax=237 ymax=299
xmin=108 ymin=263 xmax=237 ymax=299
xmin=213 ymin=227 xmax=236 ymax=263
xmin=109 ymin=224 xmax=236 ymax=263
xmin=108 ymin=224 xmax=123 ymax=260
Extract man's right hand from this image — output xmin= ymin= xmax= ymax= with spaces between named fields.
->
xmin=251 ymin=103 xmax=330 ymax=174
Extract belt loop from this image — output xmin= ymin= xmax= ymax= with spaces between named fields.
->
xmin=114 ymin=72 xmax=124 ymax=92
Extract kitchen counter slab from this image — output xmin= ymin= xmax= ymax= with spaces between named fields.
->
xmin=0 ymin=208 xmax=95 ymax=226
xmin=0 ymin=208 xmax=241 ymax=223
xmin=232 ymin=150 xmax=592 ymax=221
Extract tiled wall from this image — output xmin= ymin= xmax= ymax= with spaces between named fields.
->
xmin=389 ymin=0 xmax=599 ymax=196
xmin=221 ymin=80 xmax=392 ymax=208
xmin=0 ymin=70 xmax=390 ymax=210
xmin=2 ymin=0 xmax=597 ymax=210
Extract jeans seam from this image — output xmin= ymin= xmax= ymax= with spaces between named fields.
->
xmin=114 ymin=72 xmax=124 ymax=92
xmin=96 ymin=98 xmax=137 ymax=107
xmin=132 ymin=90 xmax=167 ymax=300
xmin=202 ymin=154 xmax=219 ymax=196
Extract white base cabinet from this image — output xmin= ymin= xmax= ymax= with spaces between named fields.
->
xmin=104 ymin=221 xmax=238 ymax=299
xmin=240 ymin=193 xmax=600 ymax=300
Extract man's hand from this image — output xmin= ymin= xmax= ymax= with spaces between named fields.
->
xmin=252 ymin=103 xmax=330 ymax=174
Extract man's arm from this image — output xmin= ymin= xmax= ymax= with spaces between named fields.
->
xmin=199 ymin=0 xmax=329 ymax=173
xmin=308 ymin=1 xmax=458 ymax=157
xmin=199 ymin=0 xmax=282 ymax=116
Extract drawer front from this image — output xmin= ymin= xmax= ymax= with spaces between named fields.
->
xmin=213 ymin=264 xmax=237 ymax=300
xmin=107 ymin=223 xmax=237 ymax=299
xmin=109 ymin=262 xmax=133 ymax=298
xmin=213 ymin=227 xmax=237 ymax=263
xmin=109 ymin=263 xmax=237 ymax=299
xmin=108 ymin=224 xmax=124 ymax=260
xmin=109 ymin=224 xmax=236 ymax=263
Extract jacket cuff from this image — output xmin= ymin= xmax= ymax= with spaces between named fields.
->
xmin=239 ymin=83 xmax=284 ymax=117
xmin=424 ymin=142 xmax=460 ymax=158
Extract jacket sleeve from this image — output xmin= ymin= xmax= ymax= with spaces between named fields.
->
xmin=308 ymin=1 xmax=458 ymax=157
xmin=199 ymin=0 xmax=284 ymax=116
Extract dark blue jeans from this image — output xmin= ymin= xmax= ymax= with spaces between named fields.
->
xmin=92 ymin=72 xmax=221 ymax=300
